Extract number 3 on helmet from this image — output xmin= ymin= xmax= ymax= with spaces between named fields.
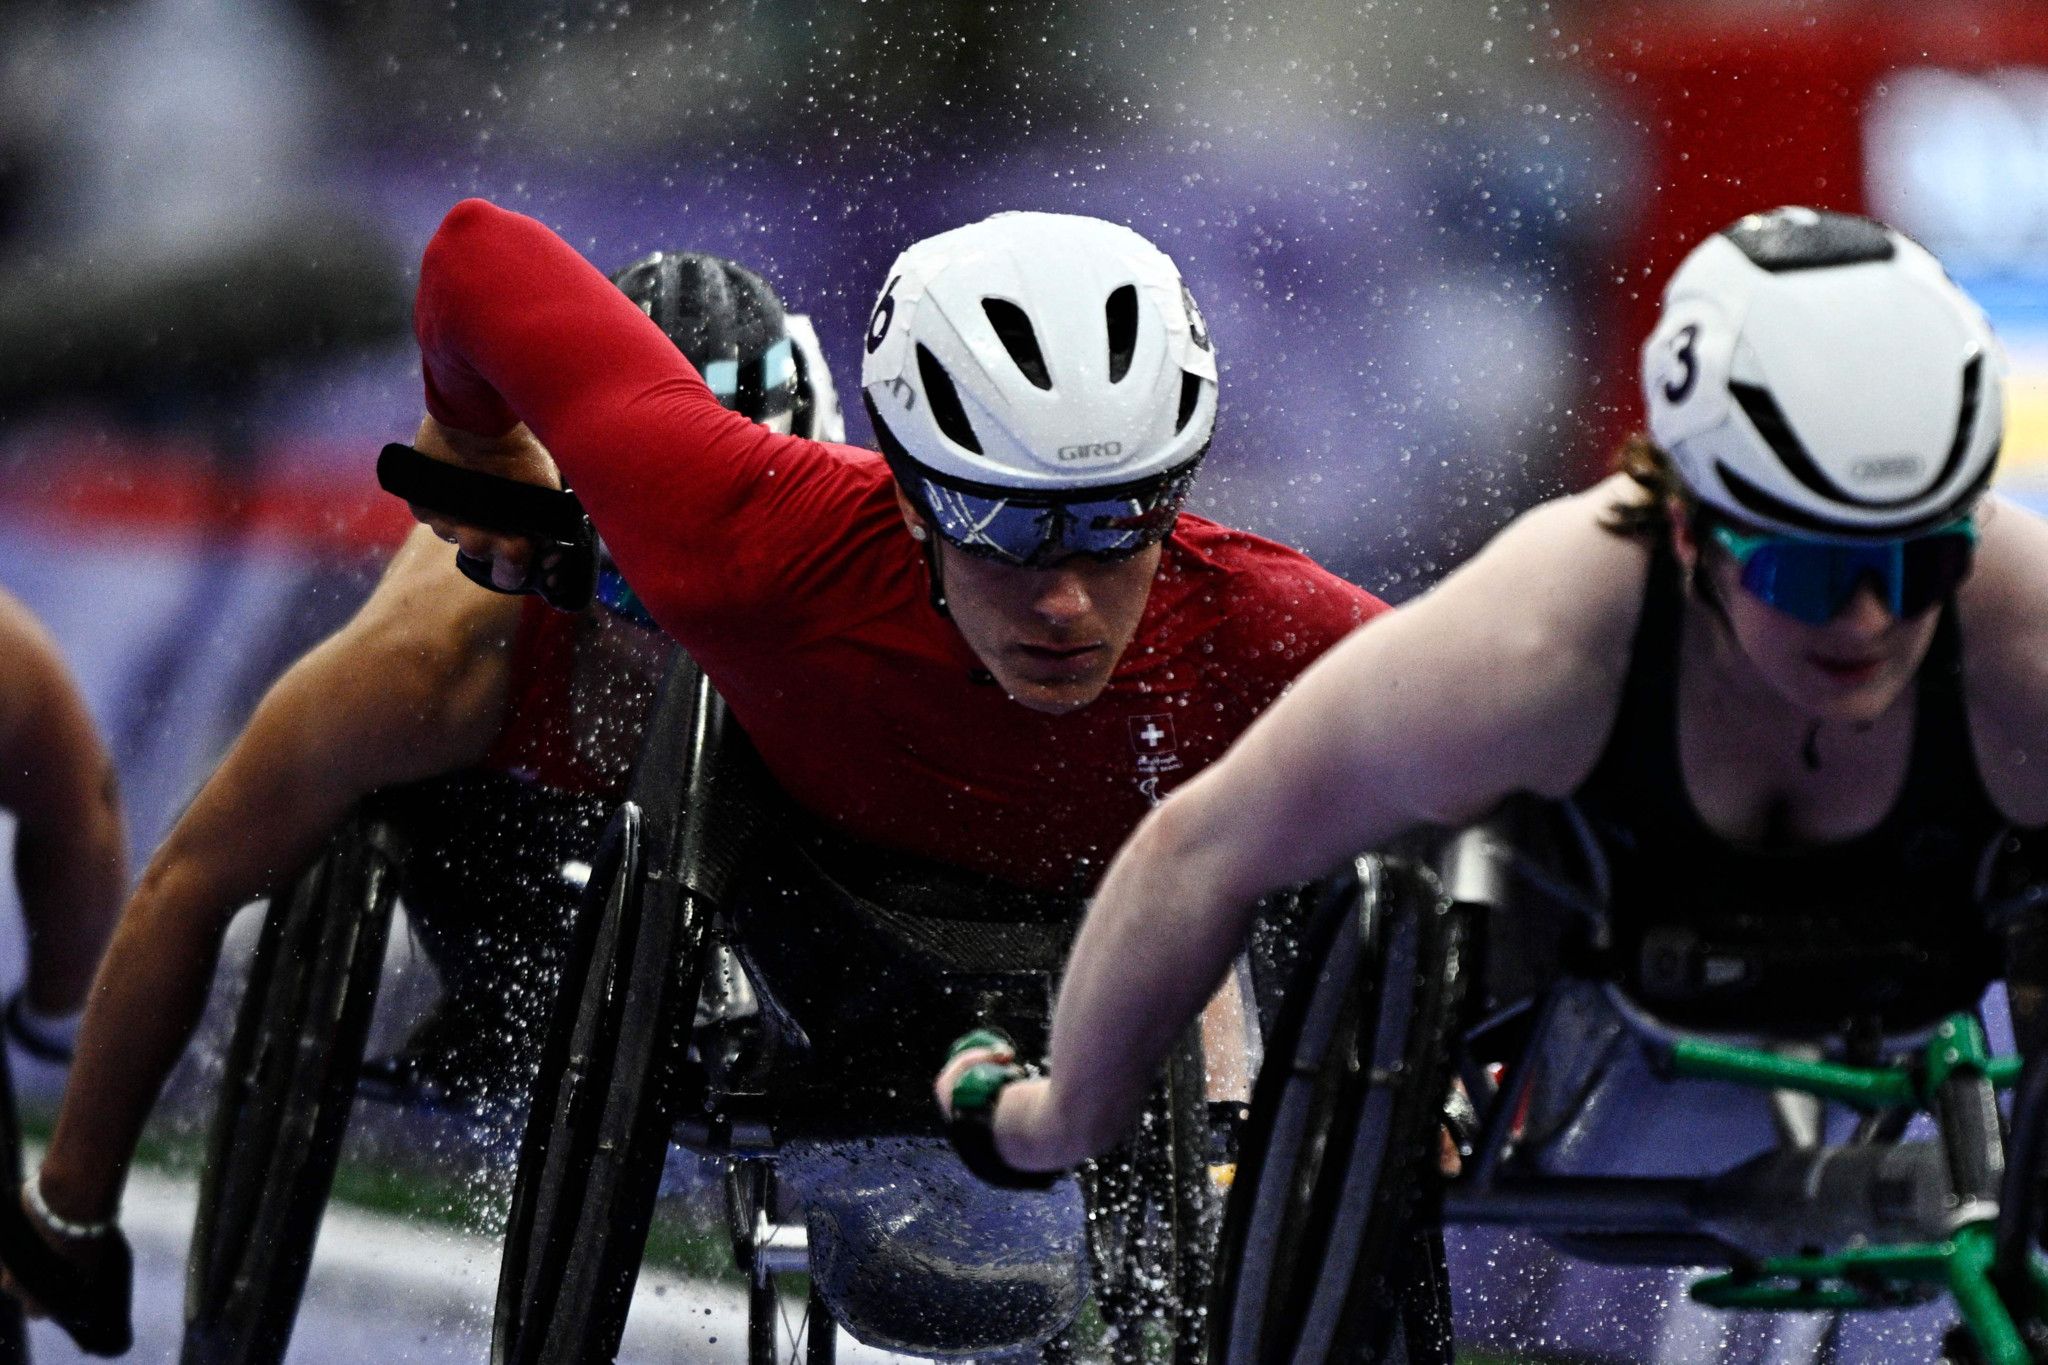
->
xmin=1643 ymin=206 xmax=2006 ymax=541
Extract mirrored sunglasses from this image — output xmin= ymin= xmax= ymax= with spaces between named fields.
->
xmin=1709 ymin=516 xmax=1979 ymax=626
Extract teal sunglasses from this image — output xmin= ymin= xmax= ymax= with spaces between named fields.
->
xmin=1708 ymin=516 xmax=1979 ymax=627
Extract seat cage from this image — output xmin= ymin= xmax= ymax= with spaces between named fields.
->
xmin=1426 ymin=813 xmax=2043 ymax=1361
xmin=654 ymin=668 xmax=1086 ymax=1149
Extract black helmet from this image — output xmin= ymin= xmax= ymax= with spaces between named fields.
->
xmin=609 ymin=251 xmax=796 ymax=427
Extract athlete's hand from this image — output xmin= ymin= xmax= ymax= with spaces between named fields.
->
xmin=934 ymin=1036 xmax=1016 ymax=1121
xmin=1 ymin=1191 xmax=81 ymax=1316
xmin=406 ymin=415 xmax=562 ymax=591
xmin=0 ymin=1183 xmax=128 ymax=1349
xmin=935 ymin=1036 xmax=1063 ymax=1177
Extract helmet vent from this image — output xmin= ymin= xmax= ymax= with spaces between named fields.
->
xmin=1106 ymin=285 xmax=1139 ymax=383
xmin=981 ymin=298 xmax=1052 ymax=391
xmin=1722 ymin=209 xmax=1896 ymax=273
xmin=916 ymin=344 xmax=983 ymax=454
xmin=1175 ymin=372 xmax=1203 ymax=433
xmin=1944 ymin=354 xmax=1985 ymax=483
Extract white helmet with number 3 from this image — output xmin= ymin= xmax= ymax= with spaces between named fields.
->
xmin=1643 ymin=206 xmax=2005 ymax=540
xmin=860 ymin=211 xmax=1218 ymax=497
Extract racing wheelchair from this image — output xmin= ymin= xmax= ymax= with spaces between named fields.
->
xmin=1208 ymin=799 xmax=2048 ymax=1365
xmin=491 ymin=648 xmax=1221 ymax=1365
xmin=181 ymin=774 xmax=607 ymax=1365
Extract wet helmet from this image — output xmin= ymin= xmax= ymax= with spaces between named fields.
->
xmin=611 ymin=250 xmax=798 ymax=430
xmin=598 ymin=252 xmax=840 ymax=626
xmin=786 ymin=312 xmax=846 ymax=443
xmin=1643 ymin=206 xmax=2004 ymax=540
xmin=860 ymin=211 xmax=1219 ymax=566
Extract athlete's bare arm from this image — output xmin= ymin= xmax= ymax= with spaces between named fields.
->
xmin=0 ymin=592 xmax=124 ymax=1014
xmin=1954 ymin=496 xmax=2048 ymax=1048
xmin=957 ymin=479 xmax=1654 ymax=1169
xmin=1959 ymin=496 xmax=2048 ymax=827
xmin=36 ymin=527 xmax=524 ymax=1222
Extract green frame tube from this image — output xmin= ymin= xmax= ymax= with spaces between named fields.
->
xmin=1664 ymin=1013 xmax=2043 ymax=1362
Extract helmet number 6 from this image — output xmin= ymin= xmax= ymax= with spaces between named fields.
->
xmin=866 ymin=275 xmax=902 ymax=355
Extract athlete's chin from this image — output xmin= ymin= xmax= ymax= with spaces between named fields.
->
xmin=1783 ymin=663 xmax=1913 ymax=724
xmin=1003 ymin=672 xmax=1112 ymax=715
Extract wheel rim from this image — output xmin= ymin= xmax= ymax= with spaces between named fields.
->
xmin=1085 ymin=1030 xmax=1214 ymax=1364
xmin=493 ymin=803 xmax=642 ymax=1364
xmin=493 ymin=800 xmax=711 ymax=1365
xmin=1219 ymin=878 xmax=1370 ymax=1363
xmin=1211 ymin=858 xmax=1457 ymax=1365
xmin=183 ymin=821 xmax=400 ymax=1365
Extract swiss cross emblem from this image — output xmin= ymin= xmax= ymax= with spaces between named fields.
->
xmin=1129 ymin=714 xmax=1182 ymax=778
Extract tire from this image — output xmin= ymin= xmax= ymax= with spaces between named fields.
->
xmin=1085 ymin=1029 xmax=1218 ymax=1364
xmin=0 ymin=1030 xmax=26 ymax=1365
xmin=1207 ymin=855 xmax=1466 ymax=1365
xmin=725 ymin=1160 xmax=838 ymax=1365
xmin=490 ymin=802 xmax=705 ymax=1365
xmin=181 ymin=816 xmax=404 ymax=1365
xmin=494 ymin=652 xmax=764 ymax=1365
xmin=1993 ymin=1052 xmax=2048 ymax=1356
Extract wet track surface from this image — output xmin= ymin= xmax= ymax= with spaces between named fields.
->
xmin=26 ymin=1164 xmax=915 ymax=1365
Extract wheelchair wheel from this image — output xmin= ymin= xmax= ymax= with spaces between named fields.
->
xmin=1208 ymin=855 xmax=1466 ymax=1365
xmin=723 ymin=1160 xmax=839 ymax=1365
xmin=181 ymin=816 xmax=404 ymax=1365
xmin=491 ymin=801 xmax=707 ymax=1364
xmin=494 ymin=649 xmax=763 ymax=1365
xmin=0 ymin=1030 xmax=26 ymax=1364
xmin=1084 ymin=1029 xmax=1216 ymax=1364
xmin=1994 ymin=1051 xmax=2048 ymax=1353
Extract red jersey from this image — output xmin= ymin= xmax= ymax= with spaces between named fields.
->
xmin=416 ymin=199 xmax=1386 ymax=893
xmin=481 ymin=598 xmax=618 ymax=798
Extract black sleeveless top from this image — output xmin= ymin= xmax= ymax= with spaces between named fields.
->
xmin=1570 ymin=542 xmax=2038 ymax=1034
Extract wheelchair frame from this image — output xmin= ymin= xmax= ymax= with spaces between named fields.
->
xmin=493 ymin=649 xmax=1220 ymax=1365
xmin=1211 ymin=820 xmax=2048 ymax=1365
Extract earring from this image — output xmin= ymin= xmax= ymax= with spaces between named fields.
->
xmin=909 ymin=526 xmax=928 ymax=542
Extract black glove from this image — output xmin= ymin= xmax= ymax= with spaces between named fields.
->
xmin=0 ymin=1189 xmax=132 ymax=1356
xmin=943 ymin=1029 xmax=1061 ymax=1192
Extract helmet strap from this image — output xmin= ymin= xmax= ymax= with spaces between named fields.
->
xmin=921 ymin=531 xmax=950 ymax=617
xmin=1677 ymin=504 xmax=1734 ymax=632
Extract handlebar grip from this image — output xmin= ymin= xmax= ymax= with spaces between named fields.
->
xmin=377 ymin=443 xmax=598 ymax=611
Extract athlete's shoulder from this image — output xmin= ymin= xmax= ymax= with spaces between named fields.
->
xmin=1147 ymin=516 xmax=1384 ymax=694
xmin=1963 ymin=494 xmax=2048 ymax=617
xmin=1168 ymin=514 xmax=1386 ymax=624
xmin=809 ymin=439 xmax=895 ymax=485
xmin=1958 ymin=495 xmax=2048 ymax=824
xmin=740 ymin=437 xmax=897 ymax=543
xmin=1400 ymin=476 xmax=1647 ymax=728
xmin=1445 ymin=475 xmax=1652 ymax=622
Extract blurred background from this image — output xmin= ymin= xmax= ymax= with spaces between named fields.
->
xmin=2 ymin=0 xmax=2047 ymax=1360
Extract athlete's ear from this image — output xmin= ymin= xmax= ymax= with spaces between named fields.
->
xmin=1668 ymin=500 xmax=1700 ymax=577
xmin=892 ymin=483 xmax=930 ymax=542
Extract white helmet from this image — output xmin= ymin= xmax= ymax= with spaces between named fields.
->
xmin=860 ymin=212 xmax=1218 ymax=565
xmin=1643 ymin=207 xmax=2004 ymax=539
